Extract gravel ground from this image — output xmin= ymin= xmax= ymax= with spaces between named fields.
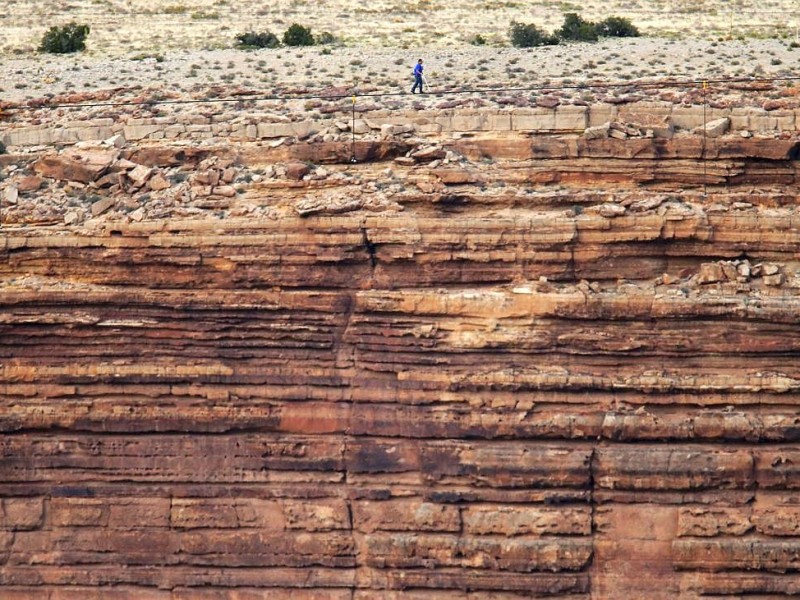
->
xmin=2 ymin=37 xmax=800 ymax=106
xmin=4 ymin=0 xmax=800 ymax=57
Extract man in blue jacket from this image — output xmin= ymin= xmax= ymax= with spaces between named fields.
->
xmin=411 ymin=58 xmax=424 ymax=94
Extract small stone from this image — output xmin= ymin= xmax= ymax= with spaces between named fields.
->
xmin=737 ymin=262 xmax=751 ymax=278
xmin=127 ymin=164 xmax=153 ymax=188
xmin=91 ymin=197 xmax=115 ymax=217
xmin=212 ymin=185 xmax=236 ymax=197
xmin=286 ymin=162 xmax=311 ymax=181
xmin=595 ymin=203 xmax=626 ymax=218
xmin=720 ymin=262 xmax=738 ymax=281
xmin=764 ymin=273 xmax=784 ymax=286
xmin=16 ymin=175 xmax=43 ymax=193
xmin=64 ymin=211 xmax=80 ymax=225
xmin=352 ymin=119 xmax=370 ymax=135
xmin=221 ymin=167 xmax=237 ymax=184
xmin=295 ymin=194 xmax=362 ymax=217
xmin=536 ymin=96 xmax=560 ymax=108
xmin=696 ymin=262 xmax=725 ymax=284
xmin=193 ymin=170 xmax=219 ymax=187
xmin=763 ymin=264 xmax=780 ymax=276
xmin=584 ymin=123 xmax=610 ymax=139
xmin=394 ymin=156 xmax=416 ymax=166
xmin=411 ymin=146 xmax=446 ymax=161
xmin=416 ymin=181 xmax=438 ymax=193
xmin=694 ymin=117 xmax=730 ymax=138
xmin=148 ymin=173 xmax=171 ymax=191
xmin=740 ymin=130 xmax=753 ymax=138
xmin=129 ymin=207 xmax=145 ymax=222
xmin=104 ymin=134 xmax=126 ymax=148
xmin=4 ymin=185 xmax=19 ymax=205
xmin=380 ymin=124 xmax=396 ymax=138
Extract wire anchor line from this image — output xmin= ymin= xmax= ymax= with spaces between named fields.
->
xmin=351 ymin=91 xmax=357 ymax=164
xmin=702 ymin=79 xmax=709 ymax=196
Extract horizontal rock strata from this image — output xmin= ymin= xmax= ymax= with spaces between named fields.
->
xmin=2 ymin=104 xmax=800 ymax=598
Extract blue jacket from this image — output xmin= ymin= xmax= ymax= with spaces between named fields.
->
xmin=414 ymin=63 xmax=423 ymax=77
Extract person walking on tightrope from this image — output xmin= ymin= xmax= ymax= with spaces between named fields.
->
xmin=411 ymin=58 xmax=424 ymax=94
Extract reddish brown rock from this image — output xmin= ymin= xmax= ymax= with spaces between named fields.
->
xmin=285 ymin=161 xmax=311 ymax=180
xmin=147 ymin=173 xmax=171 ymax=191
xmin=4 ymin=103 xmax=800 ymax=599
xmin=33 ymin=148 xmax=118 ymax=183
xmin=16 ymin=175 xmax=43 ymax=193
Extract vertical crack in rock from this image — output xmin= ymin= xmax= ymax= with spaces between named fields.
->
xmin=360 ymin=225 xmax=378 ymax=271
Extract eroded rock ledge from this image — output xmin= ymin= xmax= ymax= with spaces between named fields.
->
xmin=2 ymin=104 xmax=800 ymax=599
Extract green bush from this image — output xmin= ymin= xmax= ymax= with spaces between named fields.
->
xmin=471 ymin=34 xmax=487 ymax=46
xmin=557 ymin=13 xmax=598 ymax=42
xmin=509 ymin=21 xmax=558 ymax=47
xmin=596 ymin=16 xmax=640 ymax=37
xmin=39 ymin=22 xmax=90 ymax=54
xmin=315 ymin=31 xmax=336 ymax=45
xmin=236 ymin=31 xmax=280 ymax=49
xmin=283 ymin=23 xmax=315 ymax=46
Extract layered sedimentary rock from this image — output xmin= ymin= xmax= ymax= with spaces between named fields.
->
xmin=2 ymin=105 xmax=800 ymax=598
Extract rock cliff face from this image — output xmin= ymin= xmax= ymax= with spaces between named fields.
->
xmin=2 ymin=104 xmax=800 ymax=598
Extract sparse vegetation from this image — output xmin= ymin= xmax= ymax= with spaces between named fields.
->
xmin=39 ymin=22 xmax=90 ymax=54
xmin=558 ymin=13 xmax=598 ymax=42
xmin=131 ymin=52 xmax=165 ymax=62
xmin=191 ymin=11 xmax=219 ymax=20
xmin=509 ymin=21 xmax=558 ymax=48
xmin=316 ymin=31 xmax=337 ymax=45
xmin=509 ymin=13 xmax=639 ymax=47
xmin=283 ymin=23 xmax=315 ymax=46
xmin=595 ymin=16 xmax=640 ymax=38
xmin=236 ymin=31 xmax=281 ymax=49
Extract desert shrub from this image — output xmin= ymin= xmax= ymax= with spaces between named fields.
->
xmin=509 ymin=21 xmax=558 ymax=47
xmin=236 ymin=31 xmax=280 ymax=49
xmin=39 ymin=22 xmax=90 ymax=54
xmin=0 ymin=141 xmax=6 ymax=155
xmin=557 ymin=13 xmax=598 ymax=42
xmin=596 ymin=16 xmax=640 ymax=37
xmin=283 ymin=23 xmax=315 ymax=46
xmin=316 ymin=31 xmax=336 ymax=45
xmin=471 ymin=34 xmax=487 ymax=46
